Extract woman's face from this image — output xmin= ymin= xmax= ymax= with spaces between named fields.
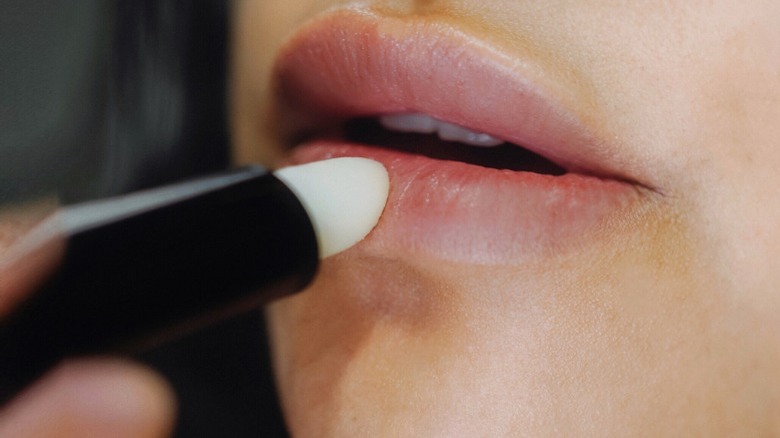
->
xmin=232 ymin=0 xmax=780 ymax=435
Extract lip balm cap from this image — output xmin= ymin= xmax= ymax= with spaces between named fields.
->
xmin=274 ymin=158 xmax=389 ymax=258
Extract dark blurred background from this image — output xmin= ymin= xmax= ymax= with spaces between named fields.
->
xmin=1 ymin=0 xmax=288 ymax=436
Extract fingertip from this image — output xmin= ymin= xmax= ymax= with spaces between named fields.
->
xmin=59 ymin=358 xmax=178 ymax=437
xmin=0 ymin=358 xmax=177 ymax=438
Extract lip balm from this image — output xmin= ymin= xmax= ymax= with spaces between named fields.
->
xmin=0 ymin=157 xmax=389 ymax=405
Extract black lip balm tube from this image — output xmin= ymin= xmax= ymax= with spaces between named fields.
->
xmin=0 ymin=166 xmax=318 ymax=405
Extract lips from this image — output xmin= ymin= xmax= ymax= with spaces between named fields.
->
xmin=271 ymin=10 xmax=650 ymax=264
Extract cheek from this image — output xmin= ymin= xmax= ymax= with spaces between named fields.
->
xmin=692 ymin=35 xmax=780 ymax=316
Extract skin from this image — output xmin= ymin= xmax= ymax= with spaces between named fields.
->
xmin=232 ymin=0 xmax=780 ymax=436
xmin=1 ymin=1 xmax=777 ymax=436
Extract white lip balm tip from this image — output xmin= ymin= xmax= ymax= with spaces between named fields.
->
xmin=274 ymin=157 xmax=390 ymax=258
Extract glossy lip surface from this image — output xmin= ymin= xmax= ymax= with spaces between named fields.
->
xmin=273 ymin=10 xmax=649 ymax=264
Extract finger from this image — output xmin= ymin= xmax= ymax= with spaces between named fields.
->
xmin=0 ymin=358 xmax=177 ymax=438
xmin=0 ymin=200 xmax=63 ymax=317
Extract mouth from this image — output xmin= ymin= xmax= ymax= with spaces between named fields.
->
xmin=272 ymin=10 xmax=651 ymax=264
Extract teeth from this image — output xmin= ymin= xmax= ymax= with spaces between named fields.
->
xmin=379 ymin=113 xmax=503 ymax=147
xmin=437 ymin=121 xmax=503 ymax=147
xmin=378 ymin=113 xmax=438 ymax=134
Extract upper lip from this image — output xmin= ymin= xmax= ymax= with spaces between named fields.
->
xmin=271 ymin=8 xmax=647 ymax=188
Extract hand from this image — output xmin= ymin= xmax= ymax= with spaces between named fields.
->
xmin=0 ymin=203 xmax=176 ymax=437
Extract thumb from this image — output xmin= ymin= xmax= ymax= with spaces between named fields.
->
xmin=0 ymin=358 xmax=177 ymax=438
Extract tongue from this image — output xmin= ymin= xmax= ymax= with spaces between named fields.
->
xmin=344 ymin=118 xmax=566 ymax=175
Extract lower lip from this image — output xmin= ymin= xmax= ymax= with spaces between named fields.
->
xmin=288 ymin=141 xmax=642 ymax=265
